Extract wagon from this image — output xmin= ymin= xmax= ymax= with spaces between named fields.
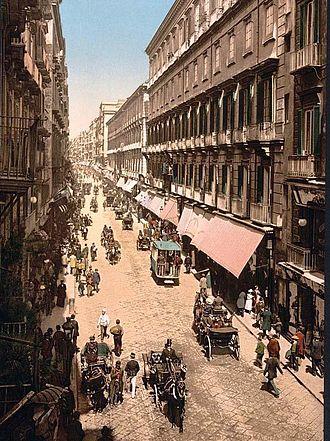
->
xmin=136 ymin=235 xmax=150 ymax=250
xmin=122 ymin=216 xmax=133 ymax=230
xmin=194 ymin=302 xmax=240 ymax=361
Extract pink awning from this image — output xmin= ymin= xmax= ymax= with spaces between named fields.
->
xmin=160 ymin=198 xmax=179 ymax=225
xmin=196 ymin=215 xmax=265 ymax=278
xmin=147 ymin=194 xmax=164 ymax=216
xmin=140 ymin=192 xmax=154 ymax=209
xmin=177 ymin=206 xmax=194 ymax=236
xmin=190 ymin=211 xmax=214 ymax=248
xmin=184 ymin=206 xmax=205 ymax=239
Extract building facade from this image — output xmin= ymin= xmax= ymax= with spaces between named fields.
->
xmin=143 ymin=0 xmax=325 ymax=331
xmin=107 ymin=84 xmax=148 ymax=182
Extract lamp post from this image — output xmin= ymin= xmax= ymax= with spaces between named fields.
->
xmin=266 ymin=237 xmax=274 ymax=312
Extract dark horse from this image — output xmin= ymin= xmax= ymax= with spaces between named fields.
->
xmin=82 ymin=366 xmax=107 ymax=412
xmin=164 ymin=376 xmax=186 ymax=433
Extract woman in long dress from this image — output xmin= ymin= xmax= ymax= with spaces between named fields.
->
xmin=245 ymin=289 xmax=254 ymax=314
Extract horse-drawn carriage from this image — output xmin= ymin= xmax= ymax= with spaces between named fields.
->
xmin=90 ymin=198 xmax=98 ymax=213
xmin=106 ymin=194 xmax=115 ymax=207
xmin=115 ymin=207 xmax=124 ymax=220
xmin=80 ymin=342 xmax=112 ymax=410
xmin=194 ymin=298 xmax=240 ymax=361
xmin=142 ymin=349 xmax=187 ymax=432
xmin=136 ymin=234 xmax=150 ymax=250
xmin=106 ymin=240 xmax=121 ymax=264
xmin=93 ymin=185 xmax=99 ymax=195
xmin=122 ymin=214 xmax=133 ymax=230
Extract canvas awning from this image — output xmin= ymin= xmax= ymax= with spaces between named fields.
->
xmin=116 ymin=177 xmax=125 ymax=188
xmin=160 ymin=198 xmax=179 ymax=225
xmin=135 ymin=191 xmax=146 ymax=202
xmin=124 ymin=179 xmax=138 ymax=193
xmin=190 ymin=211 xmax=215 ymax=248
xmin=177 ymin=206 xmax=194 ymax=236
xmin=147 ymin=194 xmax=165 ymax=217
xmin=140 ymin=191 xmax=154 ymax=209
xmin=194 ymin=215 xmax=265 ymax=278
xmin=184 ymin=206 xmax=205 ymax=239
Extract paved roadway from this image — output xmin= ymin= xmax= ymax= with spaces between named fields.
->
xmin=71 ymin=192 xmax=323 ymax=441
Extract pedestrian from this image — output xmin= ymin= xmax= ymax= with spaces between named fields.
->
xmin=82 ymin=243 xmax=89 ymax=259
xmin=41 ymin=329 xmax=54 ymax=366
xmin=267 ymin=334 xmax=280 ymax=359
xmin=173 ymin=254 xmax=183 ymax=277
xmin=70 ymin=314 xmax=79 ymax=350
xmin=184 ymin=254 xmax=192 ymax=273
xmin=91 ymin=243 xmax=98 ymax=262
xmin=124 ymin=353 xmax=140 ymax=398
xmin=69 ymin=253 xmax=77 ymax=275
xmin=310 ymin=333 xmax=323 ymax=377
xmin=254 ymin=298 xmax=264 ymax=328
xmin=67 ymin=411 xmax=85 ymax=441
xmin=97 ymin=426 xmax=114 ymax=441
xmin=62 ymin=386 xmax=75 ymax=428
xmin=61 ymin=251 xmax=69 ymax=275
xmin=62 ymin=316 xmax=74 ymax=342
xmin=295 ymin=326 xmax=306 ymax=366
xmin=92 ymin=269 xmax=101 ymax=293
xmin=56 ymin=280 xmax=67 ymax=307
xmin=245 ymin=289 xmax=253 ymax=314
xmin=255 ymin=334 xmax=266 ymax=368
xmin=110 ymin=319 xmax=124 ymax=356
xmin=53 ymin=324 xmax=65 ymax=365
xmin=199 ymin=273 xmax=208 ymax=296
xmin=272 ymin=315 xmax=282 ymax=337
xmin=288 ymin=335 xmax=299 ymax=371
xmin=86 ymin=269 xmax=94 ymax=297
xmin=78 ymin=280 xmax=85 ymax=297
xmin=103 ymin=200 xmax=107 ymax=212
xmin=236 ymin=291 xmax=246 ymax=317
xmin=261 ymin=307 xmax=272 ymax=337
xmin=263 ymin=356 xmax=283 ymax=398
xmin=97 ymin=309 xmax=110 ymax=342
xmin=109 ymin=360 xmax=124 ymax=405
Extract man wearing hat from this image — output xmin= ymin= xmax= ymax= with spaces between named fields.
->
xmin=124 ymin=353 xmax=140 ymax=398
xmin=289 ymin=335 xmax=299 ymax=371
xmin=161 ymin=339 xmax=177 ymax=362
xmin=109 ymin=360 xmax=124 ymax=405
xmin=97 ymin=308 xmax=110 ymax=342
xmin=97 ymin=426 xmax=113 ymax=441
xmin=82 ymin=335 xmax=98 ymax=364
xmin=311 ymin=332 xmax=323 ymax=377
xmin=267 ymin=334 xmax=280 ymax=359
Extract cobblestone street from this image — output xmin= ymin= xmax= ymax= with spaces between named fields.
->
xmin=69 ymin=194 xmax=324 ymax=441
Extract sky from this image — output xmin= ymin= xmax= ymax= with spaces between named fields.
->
xmin=60 ymin=0 xmax=174 ymax=138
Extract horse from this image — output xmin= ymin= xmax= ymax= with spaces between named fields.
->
xmin=83 ymin=366 xmax=108 ymax=412
xmin=164 ymin=376 xmax=186 ymax=433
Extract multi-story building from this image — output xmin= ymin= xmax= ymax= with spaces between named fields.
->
xmin=144 ymin=0 xmax=326 ymax=333
xmin=276 ymin=0 xmax=326 ymax=334
xmin=97 ymin=101 xmax=126 ymax=164
xmin=107 ymin=84 xmax=148 ymax=185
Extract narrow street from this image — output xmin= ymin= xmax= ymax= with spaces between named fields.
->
xmin=70 ymin=191 xmax=323 ymax=441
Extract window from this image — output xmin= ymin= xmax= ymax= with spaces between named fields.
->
xmin=221 ymin=165 xmax=228 ymax=194
xmin=194 ymin=62 xmax=198 ymax=84
xmin=265 ymin=4 xmax=274 ymax=38
xmin=171 ymin=79 xmax=174 ymax=101
xmin=256 ymin=165 xmax=270 ymax=204
xmin=284 ymin=32 xmax=291 ymax=53
xmin=228 ymin=34 xmax=235 ymax=63
xmin=284 ymin=93 xmax=289 ymax=124
xmin=299 ymin=0 xmax=320 ymax=48
xmin=207 ymin=165 xmax=214 ymax=192
xmin=245 ymin=21 xmax=253 ymax=51
xmin=203 ymin=55 xmax=208 ymax=79
xmin=214 ymin=44 xmax=221 ymax=72
xmin=297 ymin=106 xmax=321 ymax=155
xmin=257 ymin=77 xmax=274 ymax=124
xmin=185 ymin=68 xmax=189 ymax=89
xmin=173 ymin=163 xmax=178 ymax=183
xmin=178 ymin=73 xmax=182 ymax=97
xmin=223 ymin=92 xmax=235 ymax=130
xmin=188 ymin=163 xmax=193 ymax=186
xmin=238 ymin=86 xmax=252 ymax=128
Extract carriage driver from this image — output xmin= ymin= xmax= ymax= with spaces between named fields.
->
xmin=161 ymin=339 xmax=177 ymax=362
xmin=81 ymin=335 xmax=98 ymax=364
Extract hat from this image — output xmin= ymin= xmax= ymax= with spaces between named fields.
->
xmin=292 ymin=335 xmax=299 ymax=340
xmin=248 ymin=289 xmax=254 ymax=293
xmin=115 ymin=360 xmax=121 ymax=366
xmin=89 ymin=335 xmax=95 ymax=341
xmin=205 ymin=297 xmax=213 ymax=305
xmin=165 ymin=338 xmax=172 ymax=347
xmin=130 ymin=352 xmax=136 ymax=359
xmin=101 ymin=426 xmax=111 ymax=436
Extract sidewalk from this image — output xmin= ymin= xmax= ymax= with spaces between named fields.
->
xmin=231 ymin=309 xmax=324 ymax=404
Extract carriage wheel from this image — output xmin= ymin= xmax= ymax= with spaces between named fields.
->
xmin=234 ymin=335 xmax=240 ymax=360
xmin=205 ymin=335 xmax=212 ymax=361
xmin=154 ymin=384 xmax=160 ymax=407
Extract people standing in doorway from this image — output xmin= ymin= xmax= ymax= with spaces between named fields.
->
xmin=124 ymin=353 xmax=140 ymax=399
xmin=97 ymin=309 xmax=110 ymax=342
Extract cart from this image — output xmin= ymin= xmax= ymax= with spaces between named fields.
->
xmin=137 ymin=235 xmax=150 ymax=250
xmin=150 ymin=240 xmax=181 ymax=286
xmin=122 ymin=216 xmax=133 ymax=230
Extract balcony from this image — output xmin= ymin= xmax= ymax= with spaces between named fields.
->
xmin=288 ymin=155 xmax=320 ymax=178
xmin=0 ymin=116 xmax=37 ymax=188
xmin=258 ymin=123 xmax=276 ymax=141
xmin=231 ymin=196 xmax=248 ymax=218
xmin=36 ymin=46 xmax=50 ymax=83
xmin=217 ymin=193 xmax=230 ymax=211
xmin=0 ymin=321 xmax=27 ymax=336
xmin=233 ymin=128 xmax=247 ymax=143
xmin=287 ymin=243 xmax=316 ymax=271
xmin=217 ymin=130 xmax=232 ymax=145
xmin=250 ymin=202 xmax=271 ymax=224
xmin=291 ymin=44 xmax=323 ymax=73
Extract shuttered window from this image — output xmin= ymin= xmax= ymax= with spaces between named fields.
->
xmin=296 ymin=106 xmax=321 ymax=155
xmin=238 ymin=165 xmax=244 ymax=198
xmin=256 ymin=165 xmax=264 ymax=203
xmin=221 ymin=165 xmax=227 ymax=194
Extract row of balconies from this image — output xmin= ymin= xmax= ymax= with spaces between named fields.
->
xmin=287 ymin=243 xmax=324 ymax=273
xmin=169 ymin=182 xmax=272 ymax=224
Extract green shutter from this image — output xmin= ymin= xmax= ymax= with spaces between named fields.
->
xmin=313 ymin=105 xmax=321 ymax=155
xmin=299 ymin=5 xmax=306 ymax=49
xmin=257 ymin=82 xmax=264 ymax=124
xmin=222 ymin=95 xmax=227 ymax=130
xmin=257 ymin=165 xmax=264 ymax=203
xmin=297 ymin=110 xmax=303 ymax=155
xmin=313 ymin=0 xmax=320 ymax=43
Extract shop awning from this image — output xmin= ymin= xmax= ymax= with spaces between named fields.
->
xmin=116 ymin=177 xmax=125 ymax=188
xmin=177 ymin=206 xmax=194 ymax=236
xmin=147 ymin=194 xmax=165 ymax=217
xmin=191 ymin=211 xmax=214 ymax=248
xmin=140 ymin=191 xmax=154 ymax=209
xmin=123 ymin=179 xmax=138 ymax=193
xmin=185 ymin=206 xmax=205 ymax=239
xmin=195 ymin=215 xmax=265 ymax=278
xmin=135 ymin=191 xmax=146 ymax=202
xmin=160 ymin=198 xmax=179 ymax=225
